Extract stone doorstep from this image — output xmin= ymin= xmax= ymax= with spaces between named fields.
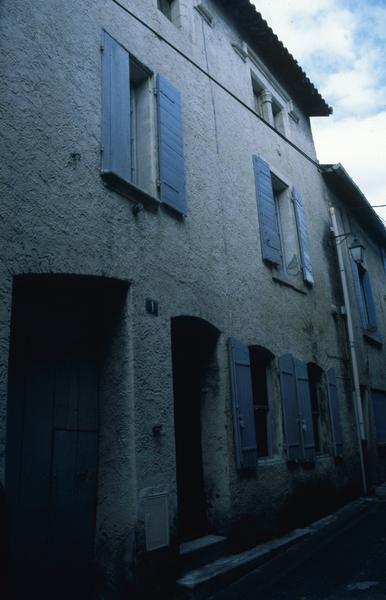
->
xmin=175 ymin=495 xmax=383 ymax=600
xmin=180 ymin=535 xmax=228 ymax=574
xmin=175 ymin=528 xmax=310 ymax=600
xmin=180 ymin=535 xmax=227 ymax=556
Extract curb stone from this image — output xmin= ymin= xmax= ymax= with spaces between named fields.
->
xmin=208 ymin=496 xmax=382 ymax=600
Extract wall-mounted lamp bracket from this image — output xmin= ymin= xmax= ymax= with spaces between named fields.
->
xmin=331 ymin=229 xmax=365 ymax=263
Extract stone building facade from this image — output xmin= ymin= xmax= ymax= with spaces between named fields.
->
xmin=322 ymin=164 xmax=386 ymax=493
xmin=0 ymin=0 xmax=385 ymax=597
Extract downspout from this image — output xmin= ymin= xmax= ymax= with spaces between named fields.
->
xmin=330 ymin=206 xmax=368 ymax=496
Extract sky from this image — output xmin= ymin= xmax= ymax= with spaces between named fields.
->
xmin=252 ymin=0 xmax=386 ymax=225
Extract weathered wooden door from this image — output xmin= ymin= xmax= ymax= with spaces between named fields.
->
xmin=6 ymin=280 xmax=100 ymax=598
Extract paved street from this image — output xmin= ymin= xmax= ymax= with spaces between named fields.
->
xmin=218 ymin=500 xmax=386 ymax=600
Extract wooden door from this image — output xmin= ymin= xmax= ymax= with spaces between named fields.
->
xmin=6 ymin=282 xmax=99 ymax=598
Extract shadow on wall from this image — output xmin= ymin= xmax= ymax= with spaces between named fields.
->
xmin=229 ymin=478 xmax=362 ymax=553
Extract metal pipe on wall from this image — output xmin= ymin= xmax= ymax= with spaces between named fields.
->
xmin=330 ymin=206 xmax=368 ymax=495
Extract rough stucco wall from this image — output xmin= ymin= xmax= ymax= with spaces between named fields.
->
xmin=96 ymin=289 xmax=137 ymax=591
xmin=0 ymin=0 xmax=374 ymax=591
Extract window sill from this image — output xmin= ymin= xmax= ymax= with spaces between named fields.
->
xmin=258 ymin=456 xmax=285 ymax=467
xmin=272 ymin=274 xmax=307 ymax=295
xmin=101 ymin=171 xmax=160 ymax=211
xmin=363 ymin=329 xmax=383 ymax=346
xmin=194 ymin=3 xmax=213 ymax=26
xmin=315 ymin=453 xmax=331 ymax=461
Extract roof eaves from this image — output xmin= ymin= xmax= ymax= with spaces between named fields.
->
xmin=321 ymin=163 xmax=386 ymax=243
xmin=218 ymin=0 xmax=332 ymax=117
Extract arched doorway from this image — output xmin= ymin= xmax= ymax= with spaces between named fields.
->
xmin=171 ymin=316 xmax=220 ymax=542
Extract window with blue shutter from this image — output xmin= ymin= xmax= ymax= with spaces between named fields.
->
xmin=278 ymin=354 xmax=302 ymax=460
xmin=326 ymin=368 xmax=343 ymax=457
xmin=351 ymin=260 xmax=367 ymax=329
xmin=362 ymin=270 xmax=378 ymax=331
xmin=101 ymin=31 xmax=131 ymax=184
xmin=252 ymin=156 xmax=283 ymax=267
xmin=249 ymin=346 xmax=274 ymax=458
xmin=228 ymin=338 xmax=257 ymax=470
xmin=101 ymin=32 xmax=186 ymax=213
xmin=294 ymin=359 xmax=315 ymax=461
xmin=279 ymin=354 xmax=316 ymax=462
xmin=351 ymin=260 xmax=381 ymax=341
xmin=157 ymin=74 xmax=187 ymax=215
xmin=371 ymin=390 xmax=386 ymax=446
xmin=292 ymin=189 xmax=314 ymax=285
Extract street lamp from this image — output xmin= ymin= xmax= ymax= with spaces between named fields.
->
xmin=349 ymin=236 xmax=365 ymax=264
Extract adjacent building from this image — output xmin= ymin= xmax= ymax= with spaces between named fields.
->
xmin=1 ymin=0 xmax=385 ymax=597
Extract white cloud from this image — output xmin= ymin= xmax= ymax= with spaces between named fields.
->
xmin=322 ymin=51 xmax=386 ymax=114
xmin=312 ymin=113 xmax=386 ymax=221
xmin=362 ymin=6 xmax=386 ymax=42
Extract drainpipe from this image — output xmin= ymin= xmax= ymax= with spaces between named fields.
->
xmin=330 ymin=207 xmax=367 ymax=496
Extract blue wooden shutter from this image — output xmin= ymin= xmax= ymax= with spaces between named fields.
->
xmin=228 ymin=338 xmax=257 ymax=470
xmin=381 ymin=247 xmax=386 ymax=274
xmin=157 ymin=74 xmax=186 ymax=215
xmin=101 ymin=31 xmax=131 ymax=183
xmin=252 ymin=156 xmax=282 ymax=266
xmin=351 ymin=260 xmax=367 ymax=329
xmin=326 ymin=368 xmax=343 ymax=456
xmin=278 ymin=354 xmax=302 ymax=460
xmin=371 ymin=390 xmax=386 ymax=446
xmin=351 ymin=262 xmax=379 ymax=334
xmin=292 ymin=189 xmax=314 ymax=285
xmin=363 ymin=271 xmax=378 ymax=332
xmin=294 ymin=359 xmax=315 ymax=461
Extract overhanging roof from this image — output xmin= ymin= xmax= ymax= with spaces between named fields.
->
xmin=321 ymin=164 xmax=386 ymax=244
xmin=217 ymin=0 xmax=332 ymax=117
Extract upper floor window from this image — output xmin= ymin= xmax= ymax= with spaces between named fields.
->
xmin=351 ymin=260 xmax=381 ymax=342
xmin=101 ymin=31 xmax=186 ymax=215
xmin=158 ymin=0 xmax=178 ymax=23
xmin=252 ymin=77 xmax=287 ymax=136
xmin=129 ymin=58 xmax=153 ymax=192
xmin=271 ymin=98 xmax=286 ymax=136
xmin=252 ymin=155 xmax=314 ymax=286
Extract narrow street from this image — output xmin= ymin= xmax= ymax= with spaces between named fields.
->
xmin=218 ymin=500 xmax=386 ymax=600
